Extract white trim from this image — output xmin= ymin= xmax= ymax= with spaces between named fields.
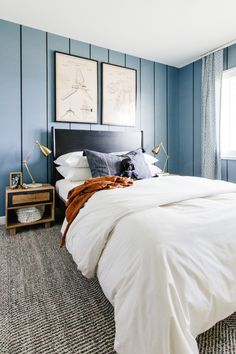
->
xmin=223 ymin=67 xmax=236 ymax=79
xmin=0 ymin=216 xmax=6 ymax=225
xmin=197 ymin=38 xmax=236 ymax=62
xmin=221 ymin=156 xmax=236 ymax=161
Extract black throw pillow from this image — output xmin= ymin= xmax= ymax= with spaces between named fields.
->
xmin=84 ymin=149 xmax=123 ymax=177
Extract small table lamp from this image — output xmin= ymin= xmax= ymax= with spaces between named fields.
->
xmin=152 ymin=142 xmax=170 ymax=173
xmin=23 ymin=140 xmax=52 ymax=188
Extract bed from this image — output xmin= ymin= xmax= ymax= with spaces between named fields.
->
xmin=53 ymin=128 xmax=236 ymax=354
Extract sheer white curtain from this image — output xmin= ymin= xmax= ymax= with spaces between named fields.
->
xmin=201 ymin=50 xmax=223 ymax=179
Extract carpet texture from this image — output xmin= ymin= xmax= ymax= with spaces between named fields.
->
xmin=0 ymin=225 xmax=235 ymax=354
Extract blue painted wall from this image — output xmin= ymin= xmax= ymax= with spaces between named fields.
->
xmin=0 ymin=19 xmax=179 ymax=216
xmin=178 ymin=45 xmax=236 ymax=181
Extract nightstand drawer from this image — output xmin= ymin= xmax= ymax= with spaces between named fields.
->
xmin=8 ymin=189 xmax=53 ymax=207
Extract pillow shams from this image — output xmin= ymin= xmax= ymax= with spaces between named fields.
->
xmin=149 ymin=164 xmax=162 ymax=176
xmin=54 ymin=150 xmax=157 ymax=170
xmin=56 ymin=166 xmax=92 ymax=181
xmin=54 ymin=151 xmax=89 ymax=168
xmin=142 ymin=153 xmax=158 ymax=165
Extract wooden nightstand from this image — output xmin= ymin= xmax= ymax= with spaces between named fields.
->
xmin=5 ymin=184 xmax=55 ymax=235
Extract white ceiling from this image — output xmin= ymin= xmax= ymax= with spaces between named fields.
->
xmin=1 ymin=0 xmax=236 ymax=67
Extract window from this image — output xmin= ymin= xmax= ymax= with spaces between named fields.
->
xmin=221 ymin=68 xmax=236 ymax=159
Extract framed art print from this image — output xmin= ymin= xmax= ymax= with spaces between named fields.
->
xmin=102 ymin=63 xmax=136 ymax=126
xmin=55 ymin=52 xmax=98 ymax=124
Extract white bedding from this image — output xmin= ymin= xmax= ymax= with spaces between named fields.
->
xmin=55 ymin=179 xmax=84 ymax=202
xmin=62 ymin=176 xmax=236 ymax=354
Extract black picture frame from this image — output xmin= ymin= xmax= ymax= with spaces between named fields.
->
xmin=10 ymin=172 xmax=22 ymax=189
xmin=55 ymin=51 xmax=98 ymax=124
xmin=102 ymin=62 xmax=137 ymax=127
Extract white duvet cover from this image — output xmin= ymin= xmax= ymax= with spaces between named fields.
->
xmin=62 ymin=176 xmax=236 ymax=354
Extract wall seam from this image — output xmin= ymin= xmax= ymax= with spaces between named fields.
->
xmin=89 ymin=44 xmax=92 ymax=130
xmin=166 ymin=66 xmax=169 ymax=170
xmin=46 ymin=32 xmax=49 ymax=182
xmin=69 ymin=38 xmax=71 ymax=130
xmin=192 ymin=63 xmax=195 ymax=176
xmin=140 ymin=58 xmax=142 ymax=132
xmin=153 ymin=63 xmax=156 ymax=146
xmin=226 ymin=47 xmax=229 ymax=181
xmin=20 ymin=25 xmax=23 ymax=172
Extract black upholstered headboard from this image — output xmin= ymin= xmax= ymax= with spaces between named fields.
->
xmin=52 ymin=128 xmax=143 ymax=183
xmin=52 ymin=128 xmax=143 ymax=159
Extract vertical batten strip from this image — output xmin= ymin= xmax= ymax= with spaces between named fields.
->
xmin=0 ymin=20 xmax=21 ymax=215
xmin=21 ymin=26 xmax=47 ymax=184
xmin=139 ymin=58 xmax=141 ymax=132
xmin=153 ymin=62 xmax=156 ymax=152
xmin=166 ymin=66 xmax=169 ymax=170
xmin=20 ymin=25 xmax=23 ymax=172
xmin=46 ymin=32 xmax=49 ymax=181
xmin=69 ymin=38 xmax=71 ymax=130
xmin=226 ymin=47 xmax=229 ymax=181
xmin=192 ymin=62 xmax=195 ymax=176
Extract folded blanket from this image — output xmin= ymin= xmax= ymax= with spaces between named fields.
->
xmin=60 ymin=175 xmax=133 ymax=247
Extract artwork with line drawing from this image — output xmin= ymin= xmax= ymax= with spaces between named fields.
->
xmin=102 ymin=63 xmax=136 ymax=126
xmin=55 ymin=52 xmax=98 ymax=123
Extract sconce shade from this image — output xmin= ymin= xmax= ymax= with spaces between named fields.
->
xmin=152 ymin=145 xmax=161 ymax=155
xmin=38 ymin=143 xmax=52 ymax=157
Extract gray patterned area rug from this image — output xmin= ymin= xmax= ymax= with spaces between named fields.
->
xmin=0 ymin=225 xmax=235 ymax=354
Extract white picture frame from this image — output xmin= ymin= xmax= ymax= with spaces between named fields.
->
xmin=102 ymin=63 xmax=136 ymax=126
xmin=55 ymin=52 xmax=98 ymax=124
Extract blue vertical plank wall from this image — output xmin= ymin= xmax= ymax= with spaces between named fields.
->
xmin=21 ymin=26 xmax=47 ymax=184
xmin=0 ymin=21 xmax=21 ymax=216
xmin=193 ymin=60 xmax=201 ymax=177
xmin=167 ymin=67 xmax=179 ymax=173
xmin=126 ymin=55 xmax=141 ymax=131
xmin=154 ymin=63 xmax=167 ymax=168
xmin=178 ymin=64 xmax=194 ymax=176
xmin=141 ymin=59 xmax=155 ymax=153
xmin=0 ymin=19 xmax=178 ymax=216
xmin=47 ymin=33 xmax=70 ymax=181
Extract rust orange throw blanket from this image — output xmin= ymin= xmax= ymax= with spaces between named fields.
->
xmin=60 ymin=176 xmax=133 ymax=247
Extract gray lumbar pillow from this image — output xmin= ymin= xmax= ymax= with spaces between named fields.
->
xmin=84 ymin=149 xmax=123 ymax=178
xmin=122 ymin=149 xmax=151 ymax=179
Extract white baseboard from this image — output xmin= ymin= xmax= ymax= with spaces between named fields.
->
xmin=0 ymin=216 xmax=6 ymax=225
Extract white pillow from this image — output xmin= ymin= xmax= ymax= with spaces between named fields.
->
xmin=54 ymin=151 xmax=89 ymax=168
xmin=110 ymin=151 xmax=129 ymax=155
xmin=111 ymin=151 xmax=158 ymax=164
xmin=143 ymin=153 xmax=158 ymax=165
xmin=148 ymin=164 xmax=162 ymax=176
xmin=56 ymin=166 xmax=92 ymax=181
